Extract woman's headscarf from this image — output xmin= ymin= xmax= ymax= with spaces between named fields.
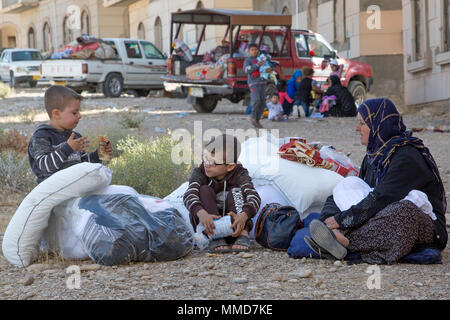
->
xmin=287 ymin=70 xmax=303 ymax=99
xmin=357 ymin=98 xmax=445 ymax=210
xmin=329 ymin=75 xmax=341 ymax=87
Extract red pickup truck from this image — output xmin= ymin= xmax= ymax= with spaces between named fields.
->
xmin=162 ymin=8 xmax=373 ymax=113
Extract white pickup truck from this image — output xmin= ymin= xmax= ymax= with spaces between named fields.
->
xmin=39 ymin=38 xmax=167 ymax=97
xmin=0 ymin=48 xmax=43 ymax=88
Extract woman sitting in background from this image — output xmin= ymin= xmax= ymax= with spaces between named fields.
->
xmin=305 ymin=98 xmax=447 ymax=264
xmin=320 ymin=75 xmax=356 ymax=117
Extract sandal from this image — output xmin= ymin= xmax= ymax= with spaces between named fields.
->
xmin=231 ymin=235 xmax=250 ymax=253
xmin=304 ymin=235 xmax=336 ymax=260
xmin=309 ymin=220 xmax=347 ymax=260
xmin=208 ymin=238 xmax=231 ymax=254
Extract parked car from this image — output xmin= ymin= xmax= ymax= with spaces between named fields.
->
xmin=0 ymin=48 xmax=43 ymax=88
xmin=39 ymin=38 xmax=167 ymax=97
xmin=163 ymin=8 xmax=374 ymax=113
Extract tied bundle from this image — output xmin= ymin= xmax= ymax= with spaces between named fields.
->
xmin=278 ymin=138 xmax=356 ymax=177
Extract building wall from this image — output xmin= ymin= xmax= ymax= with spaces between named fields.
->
xmin=402 ymin=0 xmax=450 ymax=106
xmin=0 ymin=0 xmax=128 ymax=52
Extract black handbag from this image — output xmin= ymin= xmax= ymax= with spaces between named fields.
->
xmin=255 ymin=203 xmax=303 ymax=250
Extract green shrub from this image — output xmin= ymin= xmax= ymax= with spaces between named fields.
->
xmin=0 ymin=151 xmax=36 ymax=192
xmin=0 ymin=82 xmax=10 ymax=98
xmin=118 ymin=109 xmax=146 ymax=129
xmin=108 ymin=135 xmax=192 ymax=198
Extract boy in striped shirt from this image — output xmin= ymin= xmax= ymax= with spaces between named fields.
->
xmin=28 ymin=85 xmax=112 ymax=184
xmin=183 ymin=134 xmax=261 ymax=253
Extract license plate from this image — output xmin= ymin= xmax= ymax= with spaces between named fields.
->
xmin=33 ymin=75 xmax=41 ymax=80
xmin=53 ymin=81 xmax=66 ymax=86
xmin=189 ymin=87 xmax=204 ymax=98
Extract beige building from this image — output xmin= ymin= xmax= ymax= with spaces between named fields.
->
xmin=0 ymin=0 xmax=129 ymax=53
xmin=402 ymin=0 xmax=450 ymax=108
xmin=0 ymin=0 xmax=253 ymax=55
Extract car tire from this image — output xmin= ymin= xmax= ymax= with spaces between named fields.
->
xmin=103 ymin=73 xmax=123 ymax=98
xmin=9 ymin=72 xmax=16 ymax=88
xmin=29 ymin=80 xmax=38 ymax=88
xmin=348 ymin=80 xmax=366 ymax=107
xmin=192 ymin=96 xmax=218 ymax=113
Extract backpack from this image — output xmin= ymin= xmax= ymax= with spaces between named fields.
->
xmin=255 ymin=203 xmax=303 ymax=250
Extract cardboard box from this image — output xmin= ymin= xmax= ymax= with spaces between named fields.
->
xmin=186 ymin=63 xmax=224 ymax=80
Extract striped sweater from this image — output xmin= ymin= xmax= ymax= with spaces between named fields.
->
xmin=28 ymin=124 xmax=102 ymax=183
xmin=183 ymin=163 xmax=261 ymax=228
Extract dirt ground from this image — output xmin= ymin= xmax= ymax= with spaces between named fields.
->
xmin=0 ymin=88 xmax=448 ymax=300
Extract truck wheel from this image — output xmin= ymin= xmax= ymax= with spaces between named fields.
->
xmin=72 ymin=88 xmax=84 ymax=94
xmin=265 ymin=83 xmax=278 ymax=99
xmin=192 ymin=96 xmax=218 ymax=113
xmin=103 ymin=73 xmax=123 ymax=98
xmin=348 ymin=80 xmax=366 ymax=106
xmin=9 ymin=72 xmax=16 ymax=88
xmin=28 ymin=80 xmax=38 ymax=88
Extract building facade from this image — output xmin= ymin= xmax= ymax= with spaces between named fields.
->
xmin=121 ymin=0 xmax=253 ymax=55
xmin=0 ymin=0 xmax=129 ymax=54
xmin=402 ymin=0 xmax=450 ymax=108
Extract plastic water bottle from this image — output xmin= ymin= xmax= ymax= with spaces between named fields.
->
xmin=194 ymin=216 xmax=234 ymax=251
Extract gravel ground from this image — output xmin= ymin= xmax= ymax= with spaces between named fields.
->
xmin=0 ymin=88 xmax=449 ymax=300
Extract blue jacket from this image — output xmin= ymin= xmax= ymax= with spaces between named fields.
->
xmin=287 ymin=70 xmax=303 ymax=99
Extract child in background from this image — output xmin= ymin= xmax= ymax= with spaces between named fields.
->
xmin=293 ymin=66 xmax=315 ymax=118
xmin=277 ymin=82 xmax=294 ymax=117
xmin=330 ymin=59 xmax=344 ymax=78
xmin=244 ymin=43 xmax=268 ymax=128
xmin=267 ymin=94 xmax=288 ymax=121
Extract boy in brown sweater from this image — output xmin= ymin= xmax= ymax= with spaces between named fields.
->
xmin=183 ymin=134 xmax=261 ymax=253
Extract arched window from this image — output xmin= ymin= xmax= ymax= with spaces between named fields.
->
xmin=195 ymin=1 xmax=205 ymax=42
xmin=28 ymin=27 xmax=36 ymax=48
xmin=81 ymin=10 xmax=90 ymax=35
xmin=137 ymin=22 xmax=145 ymax=40
xmin=63 ymin=16 xmax=73 ymax=45
xmin=282 ymin=6 xmax=290 ymax=15
xmin=154 ymin=17 xmax=163 ymax=51
xmin=43 ymin=22 xmax=52 ymax=52
xmin=308 ymin=0 xmax=318 ymax=32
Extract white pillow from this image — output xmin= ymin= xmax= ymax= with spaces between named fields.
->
xmin=2 ymin=163 xmax=111 ymax=267
xmin=239 ymin=135 xmax=343 ymax=215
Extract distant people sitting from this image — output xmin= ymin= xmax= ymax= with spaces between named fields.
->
xmin=321 ymin=75 xmax=357 ymax=117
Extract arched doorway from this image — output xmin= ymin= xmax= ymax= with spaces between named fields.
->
xmin=63 ymin=16 xmax=73 ymax=45
xmin=28 ymin=27 xmax=36 ymax=48
xmin=138 ymin=22 xmax=145 ymax=40
xmin=43 ymin=22 xmax=52 ymax=52
xmin=81 ymin=10 xmax=90 ymax=35
xmin=154 ymin=17 xmax=162 ymax=51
